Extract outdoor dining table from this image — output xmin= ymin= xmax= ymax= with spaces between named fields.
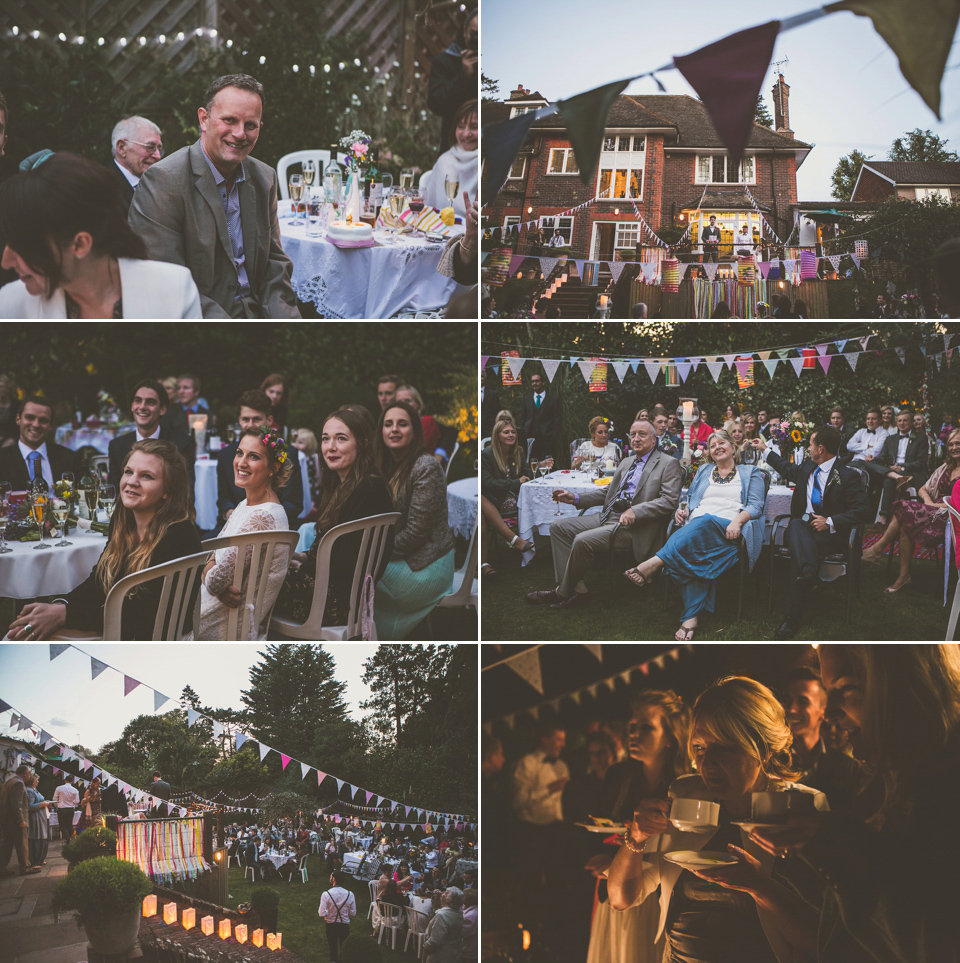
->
xmin=446 ymin=476 xmax=478 ymax=539
xmin=55 ymin=422 xmax=134 ymax=454
xmin=193 ymin=457 xmax=219 ymax=532
xmin=260 ymin=851 xmax=295 ymax=871
xmin=0 ymin=527 xmax=106 ymax=599
xmin=454 ymin=858 xmax=478 ymax=875
xmin=279 ymin=218 xmax=462 ymax=318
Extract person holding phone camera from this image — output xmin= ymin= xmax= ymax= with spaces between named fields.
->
xmin=428 ymin=7 xmax=478 ymax=150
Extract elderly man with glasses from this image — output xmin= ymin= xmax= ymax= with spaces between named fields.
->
xmin=110 ymin=115 xmax=163 ymax=213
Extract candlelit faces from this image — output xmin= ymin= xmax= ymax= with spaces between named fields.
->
xmin=234 ymin=434 xmax=275 ymax=492
xmin=120 ymin=451 xmax=168 ymax=513
xmin=690 ymin=727 xmax=765 ymax=803
xmin=238 ymin=405 xmax=270 ymax=431
xmin=383 ymin=407 xmax=415 ymax=456
xmin=321 ymin=417 xmax=358 ymax=478
xmin=818 ymin=646 xmax=863 ymax=754
xmin=784 ymin=677 xmax=827 ymax=745
xmin=627 ymin=705 xmax=671 ymax=764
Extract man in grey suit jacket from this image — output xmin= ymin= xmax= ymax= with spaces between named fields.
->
xmin=526 ymin=419 xmax=682 ymax=609
xmin=128 ymin=73 xmax=300 ymax=319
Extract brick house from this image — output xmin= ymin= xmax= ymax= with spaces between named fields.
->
xmin=484 ymin=76 xmax=811 ymax=262
xmin=850 ymin=161 xmax=960 ymax=203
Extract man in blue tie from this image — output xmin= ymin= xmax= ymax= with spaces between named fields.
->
xmin=752 ymin=425 xmax=870 ymax=639
xmin=0 ymin=396 xmax=79 ymax=492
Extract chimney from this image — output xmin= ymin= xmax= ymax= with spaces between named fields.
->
xmin=772 ymin=74 xmax=794 ymax=139
xmin=509 ymin=84 xmax=531 ymax=100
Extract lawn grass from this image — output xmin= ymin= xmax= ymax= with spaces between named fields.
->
xmin=481 ymin=528 xmax=955 ymax=641
xmin=225 ymin=860 xmax=408 ymax=963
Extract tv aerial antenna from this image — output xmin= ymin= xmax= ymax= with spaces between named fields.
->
xmin=772 ymin=56 xmax=790 ymax=74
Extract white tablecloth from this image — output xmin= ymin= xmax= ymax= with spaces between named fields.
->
xmin=55 ymin=423 xmax=134 ymax=454
xmin=260 ymin=851 xmax=295 ymax=871
xmin=517 ymin=470 xmax=605 ymax=559
xmin=194 ymin=458 xmax=219 ymax=531
xmin=0 ymin=530 xmax=106 ymax=599
xmin=280 ymin=221 xmax=462 ymax=318
xmin=455 ymin=858 xmax=478 ymax=874
xmin=446 ymin=477 xmax=478 ymax=539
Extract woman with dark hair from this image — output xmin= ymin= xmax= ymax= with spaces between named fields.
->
xmin=480 ymin=414 xmax=533 ymax=575
xmin=274 ymin=407 xmax=392 ymax=625
xmin=77 ymin=776 xmax=104 ymax=831
xmin=259 ymin=373 xmax=289 ymax=434
xmin=394 ymin=385 xmax=445 ymax=461
xmin=427 ymin=7 xmax=478 ymax=150
xmin=194 ymin=427 xmax=294 ymax=640
xmin=423 ymin=100 xmax=477 ymax=220
xmin=0 ymin=153 xmax=200 ymax=318
xmin=713 ymin=300 xmax=733 ymax=319
xmin=373 ymin=400 xmax=454 ymax=639
xmin=7 ymin=439 xmax=200 ymax=640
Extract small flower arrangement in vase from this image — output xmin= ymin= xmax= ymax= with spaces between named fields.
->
xmin=338 ymin=129 xmax=372 ymax=222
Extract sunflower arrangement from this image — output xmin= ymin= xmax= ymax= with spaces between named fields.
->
xmin=768 ymin=417 xmax=815 ymax=447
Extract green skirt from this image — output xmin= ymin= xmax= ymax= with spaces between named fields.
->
xmin=373 ymin=549 xmax=455 ymax=640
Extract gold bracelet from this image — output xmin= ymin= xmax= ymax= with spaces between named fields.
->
xmin=621 ymin=831 xmax=645 ymax=855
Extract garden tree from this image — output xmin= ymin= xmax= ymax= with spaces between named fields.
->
xmin=206 ymin=745 xmax=270 ymax=797
xmin=261 ymin=790 xmax=314 ymax=823
xmin=361 ymin=645 xmax=451 ymax=744
xmin=482 ymin=73 xmax=500 ymax=102
xmin=179 ymin=685 xmax=202 ymax=710
xmin=888 ymin=129 xmax=958 ymax=162
xmin=831 ymin=149 xmax=872 ymax=200
xmin=755 ymin=95 xmax=774 ymax=129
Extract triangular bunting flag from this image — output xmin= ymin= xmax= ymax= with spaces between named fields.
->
xmin=505 ymin=648 xmax=543 ymax=694
xmin=301 ymin=762 xmax=311 ymax=779
xmin=643 ymin=359 xmax=662 ymax=383
xmin=818 ymin=355 xmax=833 ymax=374
xmin=789 ymin=357 xmax=805 ymax=376
xmin=835 ymin=340 xmax=848 ymax=353
xmin=609 ymin=261 xmax=627 ymax=282
xmin=706 ymin=361 xmax=725 ymax=382
xmin=91 ymin=658 xmax=108 ymax=680
xmin=0 ymin=700 xmax=9 ymax=713
xmin=154 ymin=691 xmax=169 ymax=712
xmin=280 ymin=754 xmax=292 ymax=770
xmin=895 ymin=347 xmax=906 ymax=363
xmin=17 ymin=714 xmax=32 ymax=731
xmin=39 ymin=729 xmax=51 ymax=744
xmin=757 ymin=350 xmax=772 ymax=361
xmin=762 ymin=359 xmax=779 ymax=378
xmin=815 ymin=343 xmax=829 ymax=356
xmin=259 ymin=742 xmax=271 ymax=761
xmin=366 ymin=791 xmax=374 ymax=804
xmin=703 ymin=262 xmax=719 ymax=281
xmin=557 ymin=79 xmax=632 ymax=184
xmin=481 ymin=109 xmax=540 ymax=200
xmin=850 ymin=255 xmax=861 ymax=269
xmin=676 ymin=361 xmax=693 ymax=383
xmin=236 ymin=732 xmax=249 ymax=750
xmin=49 ymin=644 xmax=69 ymax=660
xmin=583 ymin=644 xmax=602 ymax=662
xmin=541 ymin=359 xmax=561 ymax=383
xmin=506 ymin=356 xmax=525 ymax=380
xmin=187 ymin=708 xmax=201 ymax=727
xmin=577 ymin=360 xmax=597 ymax=385
xmin=827 ymin=255 xmax=843 ymax=272
xmin=611 ymin=361 xmax=631 ymax=383
xmin=721 ymin=353 xmax=737 ymax=369
xmin=539 ymin=256 xmax=559 ymax=278
xmin=124 ymin=676 xmax=140 ymax=697
xmin=776 ymin=348 xmax=793 ymax=359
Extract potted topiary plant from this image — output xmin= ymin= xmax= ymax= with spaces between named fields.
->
xmin=341 ymin=934 xmax=384 ymax=963
xmin=61 ymin=825 xmax=117 ymax=867
xmin=251 ymin=886 xmax=280 ymax=934
xmin=53 ymin=856 xmax=152 ymax=957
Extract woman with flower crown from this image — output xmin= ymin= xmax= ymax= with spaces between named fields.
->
xmin=194 ymin=426 xmax=293 ymax=640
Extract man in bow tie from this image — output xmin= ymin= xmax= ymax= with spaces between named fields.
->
xmin=0 ymin=396 xmax=78 ymax=491
xmin=752 ymin=425 xmax=870 ymax=640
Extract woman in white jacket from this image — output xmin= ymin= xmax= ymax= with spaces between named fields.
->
xmin=423 ymin=100 xmax=477 ymax=221
xmin=608 ymin=676 xmax=828 ymax=963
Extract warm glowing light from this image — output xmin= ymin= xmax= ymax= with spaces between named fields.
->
xmin=267 ymin=933 xmax=279 ymax=951
xmin=598 ymin=295 xmax=609 ymax=309
xmin=235 ymin=924 xmax=248 ymax=944
xmin=214 ymin=851 xmax=222 ymax=861
xmin=142 ymin=895 xmax=157 ymax=918
xmin=182 ymin=908 xmax=196 ymax=930
xmin=219 ymin=919 xmax=232 ymax=940
xmin=252 ymin=929 xmax=264 ymax=947
xmin=163 ymin=903 xmax=178 ymax=925
xmin=522 ymin=930 xmax=532 ymax=950
xmin=201 ymin=916 xmax=214 ymax=936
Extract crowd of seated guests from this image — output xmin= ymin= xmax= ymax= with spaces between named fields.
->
xmin=2 ymin=371 xmax=459 ymax=641
xmin=489 ymin=646 xmax=960 ymax=963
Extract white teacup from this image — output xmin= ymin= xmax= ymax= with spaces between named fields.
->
xmin=751 ymin=790 xmax=815 ymax=823
xmin=669 ymin=797 xmax=720 ymax=833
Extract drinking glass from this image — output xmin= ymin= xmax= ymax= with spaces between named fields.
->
xmin=306 ymin=195 xmax=322 ymax=237
xmin=52 ymin=497 xmax=72 ymax=547
xmin=60 ymin=471 xmax=75 ymax=493
xmin=529 ymin=458 xmax=539 ymax=479
xmin=444 ymin=173 xmax=460 ymax=205
xmin=0 ymin=500 xmax=10 ymax=554
xmin=552 ymin=488 xmax=565 ymax=516
xmin=84 ymin=483 xmax=100 ymax=529
xmin=539 ymin=457 xmax=551 ymax=479
xmin=400 ymin=168 xmax=414 ymax=192
xmin=407 ymin=189 xmax=425 ymax=236
xmin=288 ymin=174 xmax=304 ymax=225
xmin=678 ymin=498 xmax=689 ymax=526
xmin=388 ymin=186 xmax=406 ymax=235
xmin=31 ymin=491 xmax=51 ymax=550
xmin=100 ymin=484 xmax=117 ymax=521
xmin=302 ymin=160 xmax=316 ymax=192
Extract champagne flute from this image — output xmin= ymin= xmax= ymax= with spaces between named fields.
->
xmin=100 ymin=484 xmax=117 ymax=521
xmin=388 ymin=186 xmax=406 ymax=235
xmin=400 ymin=168 xmax=414 ymax=192
xmin=539 ymin=456 xmax=552 ymax=480
xmin=52 ymin=497 xmax=72 ymax=547
xmin=32 ymin=491 xmax=51 ymax=550
xmin=84 ymin=483 xmax=100 ymax=530
xmin=553 ymin=488 xmax=565 ymax=516
xmin=529 ymin=457 xmax=539 ymax=480
xmin=303 ymin=160 xmax=316 ymax=191
xmin=444 ymin=174 xmax=460 ymax=205
xmin=288 ymin=174 xmax=304 ymax=225
xmin=0 ymin=501 xmax=10 ymax=554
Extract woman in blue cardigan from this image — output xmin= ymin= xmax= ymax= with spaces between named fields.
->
xmin=624 ymin=430 xmax=766 ymax=641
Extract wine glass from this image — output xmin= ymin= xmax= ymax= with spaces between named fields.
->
xmin=31 ymin=491 xmax=51 ymax=550
xmin=100 ymin=484 xmax=117 ymax=521
xmin=0 ymin=497 xmax=10 ymax=554
xmin=529 ymin=457 xmax=539 ymax=480
xmin=400 ymin=168 xmax=414 ymax=192
xmin=407 ymin=188 xmax=425 ymax=236
xmin=388 ymin=186 xmax=406 ymax=235
xmin=302 ymin=160 xmax=316 ymax=196
xmin=52 ymin=497 xmax=72 ymax=547
xmin=539 ymin=456 xmax=552 ymax=479
xmin=678 ymin=498 xmax=689 ymax=526
xmin=444 ymin=173 xmax=460 ymax=207
xmin=553 ymin=488 xmax=565 ymax=516
xmin=84 ymin=483 xmax=100 ymax=530
xmin=288 ymin=174 xmax=304 ymax=225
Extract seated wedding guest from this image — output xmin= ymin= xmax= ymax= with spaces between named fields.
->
xmin=423 ymin=888 xmax=464 ymax=963
xmin=217 ymin=390 xmax=303 ymax=530
xmin=273 ymin=407 xmax=392 ymax=625
xmin=844 ymin=408 xmax=887 ymax=466
xmin=0 ymin=153 xmax=201 ymax=318
xmin=109 ymin=115 xmax=163 ymax=214
xmin=423 ymin=100 xmax=477 ymax=220
xmin=829 ymin=406 xmax=855 ymax=461
xmin=0 ymin=396 xmax=78 ymax=490
xmin=879 ymin=404 xmax=897 ymax=435
xmin=752 ymin=425 xmax=870 ymax=640
xmin=480 ymin=414 xmax=533 ymax=576
xmin=862 ymin=427 xmax=960 ymax=592
xmin=377 ymin=374 xmax=400 ymax=411
xmin=751 ymin=645 xmax=960 ymax=962
xmin=373 ymin=401 xmax=455 ymax=640
xmin=292 ymin=428 xmax=321 ymax=522
xmin=872 ymin=409 xmax=929 ymax=526
xmin=607 ymin=676 xmax=829 ymax=963
xmin=259 ymin=372 xmax=288 ymax=435
xmin=571 ymin=416 xmax=619 ymax=469
xmin=108 ymin=379 xmax=195 ymax=500
xmin=395 ymin=384 xmax=446 ymax=461
xmin=438 ymin=190 xmax=479 ymax=290
xmin=683 ymin=405 xmax=712 ymax=451
xmin=128 ymin=73 xmax=300 ymax=319
xmin=653 ymin=412 xmax=682 ymax=460
xmin=526 ymin=419 xmax=681 ymax=610
xmin=624 ymin=429 xmax=765 ymax=641
xmin=394 ymin=860 xmax=415 ymax=894
xmin=381 ymin=878 xmax=411 ymax=909
xmin=194 ymin=427 xmax=292 ymax=640
xmin=6 ymin=440 xmax=201 ymax=640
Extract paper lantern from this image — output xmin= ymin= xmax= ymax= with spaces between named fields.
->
xmin=142 ymin=895 xmax=157 ymax=918
xmin=737 ymin=255 xmax=755 ymax=287
xmin=163 ymin=903 xmax=178 ymax=925
xmin=799 ymin=250 xmax=818 ymax=281
xmin=201 ymin=916 xmax=214 ymax=936
xmin=267 ymin=933 xmax=279 ymax=951
xmin=660 ymin=258 xmax=680 ymax=293
xmin=235 ymin=924 xmax=248 ymax=944
xmin=218 ymin=919 xmax=232 ymax=940
xmin=252 ymin=929 xmax=264 ymax=948
xmin=855 ymin=240 xmax=868 ymax=259
xmin=182 ymin=907 xmax=196 ymax=930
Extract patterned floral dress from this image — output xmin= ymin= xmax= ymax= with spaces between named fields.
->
xmin=892 ymin=463 xmax=959 ymax=548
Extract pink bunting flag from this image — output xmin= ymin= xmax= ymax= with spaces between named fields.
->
xmin=674 ymin=21 xmax=781 ymax=168
xmin=317 ymin=770 xmax=327 ymax=785
xmin=818 ymin=355 xmax=833 ymax=374
xmin=124 ymin=676 xmax=140 ymax=696
xmin=280 ymin=754 xmax=292 ymax=770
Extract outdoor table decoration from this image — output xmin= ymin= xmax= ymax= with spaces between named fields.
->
xmin=338 ymin=128 xmax=372 ymax=224
xmin=252 ymin=928 xmax=264 ymax=948
xmin=235 ymin=923 xmax=248 ymax=943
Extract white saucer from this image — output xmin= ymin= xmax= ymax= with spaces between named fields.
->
xmin=663 ymin=850 xmax=738 ymax=869
xmin=731 ymin=821 xmax=791 ymax=834
xmin=575 ymin=822 xmax=627 ymax=833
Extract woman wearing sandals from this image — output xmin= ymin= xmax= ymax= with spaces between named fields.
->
xmin=623 ymin=429 xmax=766 ymax=640
xmin=480 ymin=413 xmax=535 ymax=575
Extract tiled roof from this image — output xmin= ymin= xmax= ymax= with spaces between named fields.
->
xmin=862 ymin=161 xmax=960 ymax=185
xmin=677 ymin=188 xmax=770 ymax=211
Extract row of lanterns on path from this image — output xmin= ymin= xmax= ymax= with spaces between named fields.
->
xmin=143 ymin=895 xmax=282 ymax=951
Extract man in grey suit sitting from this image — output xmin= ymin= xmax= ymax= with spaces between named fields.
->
xmin=129 ymin=73 xmax=300 ymax=319
xmin=526 ymin=419 xmax=682 ymax=610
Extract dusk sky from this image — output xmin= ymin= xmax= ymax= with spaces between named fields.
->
xmin=0 ymin=643 xmax=377 ymax=755
xmin=481 ymin=0 xmax=960 ymax=201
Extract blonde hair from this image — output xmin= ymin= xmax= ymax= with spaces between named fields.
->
xmin=491 ymin=414 xmax=523 ymax=476
xmin=690 ymin=676 xmax=799 ymax=781
xmin=630 ymin=689 xmax=694 ymax=779
xmin=95 ymin=439 xmax=191 ymax=594
xmin=395 ymin=384 xmax=424 ymax=412
xmin=588 ymin=415 xmax=611 ymax=437
xmin=704 ymin=429 xmax=742 ymax=465
xmin=292 ymin=428 xmax=318 ymax=456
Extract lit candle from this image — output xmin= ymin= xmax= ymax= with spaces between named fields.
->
xmin=142 ymin=895 xmax=157 ymax=918
xmin=682 ymin=401 xmax=694 ymax=420
xmin=235 ymin=924 xmax=248 ymax=944
xmin=267 ymin=934 xmax=278 ymax=951
xmin=163 ymin=903 xmax=178 ymax=925
xmin=219 ymin=919 xmax=232 ymax=940
xmin=182 ymin=907 xmax=196 ymax=930
xmin=252 ymin=929 xmax=264 ymax=948
xmin=201 ymin=916 xmax=214 ymax=936
xmin=598 ymin=295 xmax=608 ymax=309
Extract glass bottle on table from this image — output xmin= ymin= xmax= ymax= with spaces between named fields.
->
xmin=31 ymin=490 xmax=51 ymax=550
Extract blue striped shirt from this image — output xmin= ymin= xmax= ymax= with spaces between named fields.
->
xmin=199 ymin=144 xmax=251 ymax=301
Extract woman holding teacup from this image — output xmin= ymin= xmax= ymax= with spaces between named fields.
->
xmin=607 ymin=676 xmax=828 ymax=963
